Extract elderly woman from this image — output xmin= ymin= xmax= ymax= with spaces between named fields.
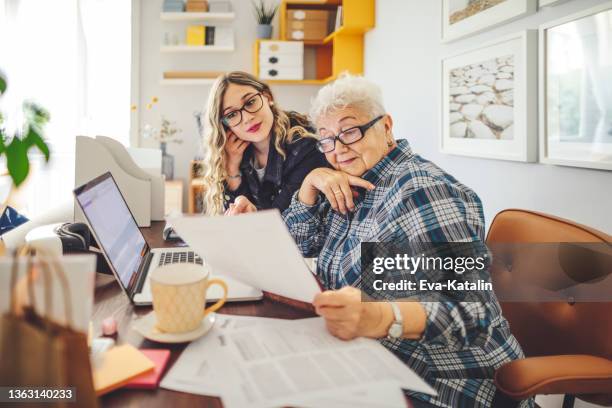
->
xmin=230 ymin=75 xmax=527 ymax=408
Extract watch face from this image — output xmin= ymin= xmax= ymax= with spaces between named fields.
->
xmin=389 ymin=323 xmax=403 ymax=339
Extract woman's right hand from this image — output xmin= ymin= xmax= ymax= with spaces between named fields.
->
xmin=298 ymin=168 xmax=375 ymax=214
xmin=224 ymin=130 xmax=250 ymax=176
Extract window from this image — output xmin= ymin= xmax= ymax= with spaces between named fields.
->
xmin=0 ymin=0 xmax=132 ymax=217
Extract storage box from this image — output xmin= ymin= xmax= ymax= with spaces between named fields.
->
xmin=259 ymin=65 xmax=303 ymax=80
xmin=163 ymin=0 xmax=185 ymax=12
xmin=186 ymin=0 xmax=208 ymax=11
xmin=286 ymin=19 xmax=328 ymax=40
xmin=287 ymin=9 xmax=331 ymax=21
xmin=209 ymin=1 xmax=232 ymax=12
xmin=258 ymin=41 xmax=304 ymax=80
xmin=259 ymin=40 xmax=304 ymax=54
xmin=259 ymin=53 xmax=303 ymax=67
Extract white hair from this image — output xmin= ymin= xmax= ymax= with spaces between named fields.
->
xmin=309 ymin=73 xmax=386 ymax=125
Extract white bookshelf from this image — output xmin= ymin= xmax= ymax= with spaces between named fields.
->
xmin=160 ymin=45 xmax=234 ymax=53
xmin=160 ymin=12 xmax=235 ymax=22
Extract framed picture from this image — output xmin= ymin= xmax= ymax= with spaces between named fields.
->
xmin=442 ymin=0 xmax=537 ymax=42
xmin=441 ymin=30 xmax=537 ymax=162
xmin=539 ymin=2 xmax=612 ymax=170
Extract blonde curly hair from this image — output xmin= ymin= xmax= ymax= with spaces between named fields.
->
xmin=201 ymin=71 xmax=311 ymax=215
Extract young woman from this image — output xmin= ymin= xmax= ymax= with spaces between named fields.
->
xmin=201 ymin=71 xmax=328 ymax=215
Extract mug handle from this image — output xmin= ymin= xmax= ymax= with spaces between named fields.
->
xmin=203 ymin=278 xmax=228 ymax=316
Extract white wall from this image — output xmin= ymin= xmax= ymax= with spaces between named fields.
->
xmin=365 ymin=0 xmax=612 ymax=234
xmin=137 ymin=0 xmax=320 ymax=209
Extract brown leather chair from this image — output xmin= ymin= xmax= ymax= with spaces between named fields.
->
xmin=486 ymin=209 xmax=612 ymax=408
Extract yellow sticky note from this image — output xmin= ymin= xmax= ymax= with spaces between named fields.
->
xmin=93 ymin=344 xmax=155 ymax=395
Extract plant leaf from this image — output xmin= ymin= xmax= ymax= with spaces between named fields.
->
xmin=23 ymin=101 xmax=50 ymax=126
xmin=6 ymin=137 xmax=29 ymax=187
xmin=24 ymin=126 xmax=50 ymax=161
xmin=0 ymin=130 xmax=6 ymax=155
xmin=0 ymin=74 xmax=6 ymax=95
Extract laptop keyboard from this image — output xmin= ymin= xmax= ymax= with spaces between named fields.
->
xmin=158 ymin=251 xmax=203 ymax=266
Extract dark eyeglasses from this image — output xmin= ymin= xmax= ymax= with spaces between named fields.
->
xmin=221 ymin=93 xmax=264 ymax=127
xmin=316 ymin=115 xmax=384 ymax=153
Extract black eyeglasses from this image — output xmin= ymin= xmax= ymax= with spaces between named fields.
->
xmin=221 ymin=93 xmax=264 ymax=127
xmin=316 ymin=115 xmax=384 ymax=153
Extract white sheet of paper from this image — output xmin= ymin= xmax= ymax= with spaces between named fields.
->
xmin=290 ymin=381 xmax=409 ymax=408
xmin=169 ymin=210 xmax=321 ymax=303
xmin=161 ymin=316 xmax=436 ymax=408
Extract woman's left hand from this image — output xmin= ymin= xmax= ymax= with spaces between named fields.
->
xmin=313 ymin=287 xmax=390 ymax=340
xmin=225 ymin=195 xmax=257 ymax=216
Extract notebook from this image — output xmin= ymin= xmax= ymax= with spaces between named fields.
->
xmin=124 ymin=349 xmax=171 ymax=389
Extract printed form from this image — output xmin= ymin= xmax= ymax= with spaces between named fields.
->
xmin=161 ymin=315 xmax=436 ymax=408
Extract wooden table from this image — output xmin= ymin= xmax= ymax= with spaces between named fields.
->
xmin=95 ymin=221 xmax=317 ymax=407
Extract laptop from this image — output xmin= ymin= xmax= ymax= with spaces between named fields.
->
xmin=74 ymin=172 xmax=262 ymax=306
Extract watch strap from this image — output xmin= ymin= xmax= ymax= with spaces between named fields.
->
xmin=387 ymin=302 xmax=403 ymax=340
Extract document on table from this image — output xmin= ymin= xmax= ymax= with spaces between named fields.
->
xmin=169 ymin=210 xmax=321 ymax=303
xmin=160 ymin=315 xmax=436 ymax=408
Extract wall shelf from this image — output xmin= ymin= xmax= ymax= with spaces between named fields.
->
xmin=160 ymin=78 xmax=217 ymax=86
xmin=285 ymin=0 xmax=341 ymax=4
xmin=160 ymin=12 xmax=235 ymax=22
xmin=160 ymin=45 xmax=234 ymax=53
xmin=266 ymin=76 xmax=336 ymax=85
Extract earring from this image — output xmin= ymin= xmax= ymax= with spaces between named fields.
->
xmin=387 ymin=139 xmax=393 ymax=147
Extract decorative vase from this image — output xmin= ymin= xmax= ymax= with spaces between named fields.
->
xmin=256 ymin=24 xmax=273 ymax=39
xmin=160 ymin=142 xmax=175 ymax=180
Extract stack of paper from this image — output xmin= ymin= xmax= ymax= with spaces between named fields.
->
xmin=161 ymin=315 xmax=436 ymax=408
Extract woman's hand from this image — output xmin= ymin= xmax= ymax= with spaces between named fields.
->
xmin=224 ymin=131 xmax=249 ymax=176
xmin=298 ymin=168 xmax=375 ymax=214
xmin=224 ymin=195 xmax=257 ymax=216
xmin=313 ymin=287 xmax=392 ymax=341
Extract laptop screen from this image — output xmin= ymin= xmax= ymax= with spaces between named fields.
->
xmin=75 ymin=174 xmax=147 ymax=290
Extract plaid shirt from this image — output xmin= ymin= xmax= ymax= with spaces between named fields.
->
xmin=282 ymin=139 xmax=530 ymax=408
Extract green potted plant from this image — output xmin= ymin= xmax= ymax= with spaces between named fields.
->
xmin=0 ymin=71 xmax=51 ymax=254
xmin=0 ymin=71 xmax=51 ymax=190
xmin=253 ymin=0 xmax=278 ymax=39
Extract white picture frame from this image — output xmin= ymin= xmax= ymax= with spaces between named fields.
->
xmin=539 ymin=0 xmax=569 ymax=7
xmin=539 ymin=2 xmax=612 ymax=170
xmin=442 ymin=0 xmax=537 ymax=42
xmin=441 ymin=30 xmax=538 ymax=162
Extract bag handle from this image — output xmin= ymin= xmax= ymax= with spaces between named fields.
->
xmin=8 ymin=246 xmax=74 ymax=329
xmin=9 ymin=246 xmax=37 ymax=316
xmin=37 ymin=251 xmax=74 ymax=328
